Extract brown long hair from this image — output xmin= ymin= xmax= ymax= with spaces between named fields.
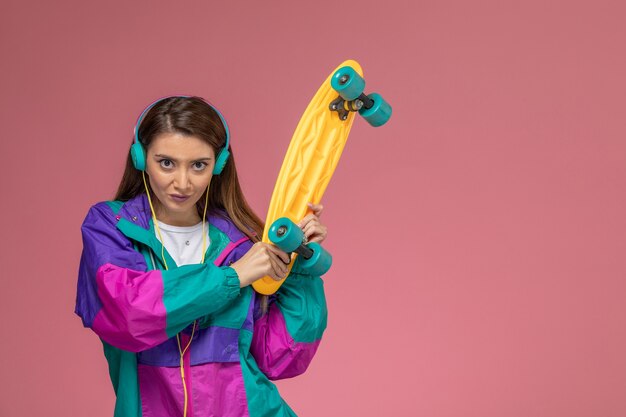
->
xmin=114 ymin=96 xmax=264 ymax=242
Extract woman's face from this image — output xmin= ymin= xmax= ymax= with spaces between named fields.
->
xmin=145 ymin=132 xmax=215 ymax=226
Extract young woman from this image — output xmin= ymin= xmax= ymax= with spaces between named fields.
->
xmin=75 ymin=96 xmax=329 ymax=417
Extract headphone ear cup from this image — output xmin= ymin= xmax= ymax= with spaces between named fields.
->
xmin=131 ymin=142 xmax=146 ymax=171
xmin=213 ymin=148 xmax=230 ymax=175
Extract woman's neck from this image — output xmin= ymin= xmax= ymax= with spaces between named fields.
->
xmin=153 ymin=201 xmax=202 ymax=227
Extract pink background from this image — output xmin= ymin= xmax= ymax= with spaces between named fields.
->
xmin=1 ymin=1 xmax=625 ymax=416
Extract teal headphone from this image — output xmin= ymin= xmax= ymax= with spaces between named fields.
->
xmin=131 ymin=95 xmax=231 ymax=175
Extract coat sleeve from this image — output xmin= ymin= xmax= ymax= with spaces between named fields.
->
xmin=249 ymin=261 xmax=328 ymax=380
xmin=74 ymin=202 xmax=241 ymax=352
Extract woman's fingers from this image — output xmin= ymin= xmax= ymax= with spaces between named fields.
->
xmin=297 ymin=203 xmax=324 ymax=228
xmin=265 ymin=244 xmax=290 ymax=280
xmin=299 ymin=215 xmax=328 ymax=243
xmin=297 ymin=213 xmax=314 ymax=229
xmin=267 ymin=244 xmax=291 ymax=264
xmin=307 ymin=202 xmax=324 ymax=217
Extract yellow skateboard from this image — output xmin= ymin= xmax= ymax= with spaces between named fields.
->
xmin=252 ymin=59 xmax=392 ymax=295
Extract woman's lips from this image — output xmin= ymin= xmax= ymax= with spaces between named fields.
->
xmin=170 ymin=194 xmax=190 ymax=203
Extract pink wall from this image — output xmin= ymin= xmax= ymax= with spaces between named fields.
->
xmin=1 ymin=1 xmax=625 ymax=416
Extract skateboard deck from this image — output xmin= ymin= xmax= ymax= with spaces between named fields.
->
xmin=252 ymin=59 xmax=387 ymax=295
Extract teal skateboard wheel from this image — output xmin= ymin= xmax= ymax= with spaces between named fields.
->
xmin=358 ymin=93 xmax=392 ymax=127
xmin=298 ymin=242 xmax=333 ymax=276
xmin=331 ymin=66 xmax=366 ymax=101
xmin=268 ymin=217 xmax=303 ymax=253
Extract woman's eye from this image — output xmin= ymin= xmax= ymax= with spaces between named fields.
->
xmin=159 ymin=159 xmax=173 ymax=169
xmin=192 ymin=162 xmax=208 ymax=171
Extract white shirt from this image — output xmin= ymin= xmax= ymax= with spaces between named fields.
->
xmin=155 ymin=220 xmax=210 ymax=266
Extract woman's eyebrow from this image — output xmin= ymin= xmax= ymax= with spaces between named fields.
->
xmin=154 ymin=154 xmax=212 ymax=162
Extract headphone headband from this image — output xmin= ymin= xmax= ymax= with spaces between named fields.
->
xmin=131 ymin=95 xmax=230 ymax=175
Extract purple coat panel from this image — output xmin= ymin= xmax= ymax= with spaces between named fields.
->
xmin=76 ymin=202 xmax=151 ymax=329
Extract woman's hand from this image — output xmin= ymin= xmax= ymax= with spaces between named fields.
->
xmin=297 ymin=202 xmax=328 ymax=244
xmin=231 ymin=202 xmax=328 ymax=287
xmin=230 ymin=242 xmax=291 ymax=288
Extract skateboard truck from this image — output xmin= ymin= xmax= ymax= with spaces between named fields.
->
xmin=329 ymin=66 xmax=392 ymax=126
xmin=329 ymin=94 xmax=376 ymax=120
xmin=269 ymin=217 xmax=332 ymax=276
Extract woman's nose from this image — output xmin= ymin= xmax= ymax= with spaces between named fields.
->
xmin=174 ymin=169 xmax=190 ymax=189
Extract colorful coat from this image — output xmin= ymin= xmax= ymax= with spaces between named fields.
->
xmin=75 ymin=193 xmax=328 ymax=417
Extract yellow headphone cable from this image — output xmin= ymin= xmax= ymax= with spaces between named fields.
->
xmin=142 ymin=171 xmax=209 ymax=417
